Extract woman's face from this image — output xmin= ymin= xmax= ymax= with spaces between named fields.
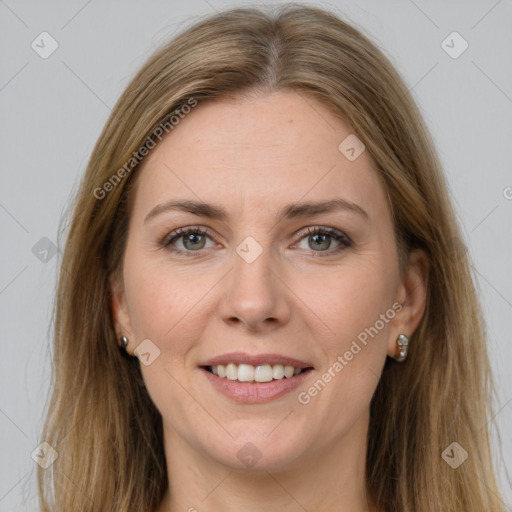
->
xmin=111 ymin=91 xmax=426 ymax=472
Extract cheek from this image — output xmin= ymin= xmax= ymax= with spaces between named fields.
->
xmin=312 ymin=258 xmax=396 ymax=352
xmin=300 ymin=261 xmax=395 ymax=410
xmin=123 ymin=259 xmax=204 ymax=430
xmin=123 ymin=251 xmax=208 ymax=348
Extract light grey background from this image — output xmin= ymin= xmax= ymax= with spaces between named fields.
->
xmin=1 ymin=0 xmax=511 ymax=509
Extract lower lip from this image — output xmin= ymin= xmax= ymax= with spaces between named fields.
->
xmin=200 ymin=368 xmax=313 ymax=404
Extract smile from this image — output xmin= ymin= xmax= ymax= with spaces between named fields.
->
xmin=199 ymin=352 xmax=314 ymax=403
xmin=200 ymin=360 xmax=313 ymax=403
xmin=205 ymin=363 xmax=308 ymax=382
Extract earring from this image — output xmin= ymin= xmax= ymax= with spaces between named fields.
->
xmin=120 ymin=336 xmax=129 ymax=349
xmin=393 ymin=334 xmax=409 ymax=362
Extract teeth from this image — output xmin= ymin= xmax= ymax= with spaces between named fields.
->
xmin=283 ymin=365 xmax=294 ymax=378
xmin=254 ymin=364 xmax=273 ymax=382
xmin=226 ymin=363 xmax=237 ymax=380
xmin=208 ymin=363 xmax=305 ymax=382
xmin=238 ymin=364 xmax=255 ymax=382
xmin=272 ymin=364 xmax=284 ymax=380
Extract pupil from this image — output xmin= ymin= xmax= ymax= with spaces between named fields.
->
xmin=311 ymin=234 xmax=329 ymax=250
xmin=185 ymin=234 xmax=203 ymax=249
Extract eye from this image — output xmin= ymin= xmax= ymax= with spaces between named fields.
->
xmin=293 ymin=227 xmax=352 ymax=256
xmin=163 ymin=227 xmax=215 ymax=253
xmin=161 ymin=226 xmax=352 ymax=257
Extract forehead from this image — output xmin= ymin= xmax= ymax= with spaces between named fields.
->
xmin=131 ymin=91 xmax=388 ymax=223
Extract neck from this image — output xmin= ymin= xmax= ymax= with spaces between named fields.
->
xmin=157 ymin=410 xmax=377 ymax=512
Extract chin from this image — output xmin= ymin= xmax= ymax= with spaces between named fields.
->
xmin=200 ymin=430 xmax=308 ymax=473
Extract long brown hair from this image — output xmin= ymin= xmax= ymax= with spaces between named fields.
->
xmin=38 ymin=4 xmax=506 ymax=511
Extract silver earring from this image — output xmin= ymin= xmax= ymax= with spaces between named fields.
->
xmin=120 ymin=336 xmax=129 ymax=349
xmin=393 ymin=334 xmax=409 ymax=362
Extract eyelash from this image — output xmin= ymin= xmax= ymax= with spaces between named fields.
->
xmin=161 ymin=226 xmax=352 ymax=258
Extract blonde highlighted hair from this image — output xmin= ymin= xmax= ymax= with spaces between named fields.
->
xmin=38 ymin=4 xmax=506 ymax=511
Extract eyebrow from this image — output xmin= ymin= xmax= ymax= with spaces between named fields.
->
xmin=144 ymin=198 xmax=368 ymax=225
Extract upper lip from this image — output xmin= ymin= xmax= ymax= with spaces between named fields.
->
xmin=200 ymin=352 xmax=314 ymax=369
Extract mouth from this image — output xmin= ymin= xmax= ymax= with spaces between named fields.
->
xmin=198 ymin=353 xmax=314 ymax=403
xmin=202 ymin=363 xmax=313 ymax=383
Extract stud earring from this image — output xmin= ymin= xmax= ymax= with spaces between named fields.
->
xmin=120 ymin=336 xmax=129 ymax=350
xmin=393 ymin=334 xmax=409 ymax=362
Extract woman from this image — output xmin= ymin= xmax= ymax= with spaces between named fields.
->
xmin=38 ymin=4 xmax=507 ymax=511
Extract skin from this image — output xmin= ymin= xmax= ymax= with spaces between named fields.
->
xmin=110 ymin=90 xmax=429 ymax=512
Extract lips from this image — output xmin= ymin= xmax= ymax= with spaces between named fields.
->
xmin=200 ymin=352 xmax=313 ymax=369
xmin=199 ymin=352 xmax=314 ymax=403
xmin=208 ymin=363 xmax=303 ymax=382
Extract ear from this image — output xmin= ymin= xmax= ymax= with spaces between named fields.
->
xmin=387 ymin=248 xmax=429 ymax=358
xmin=109 ymin=270 xmax=135 ymax=353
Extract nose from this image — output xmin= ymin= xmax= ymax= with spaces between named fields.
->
xmin=218 ymin=241 xmax=292 ymax=333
